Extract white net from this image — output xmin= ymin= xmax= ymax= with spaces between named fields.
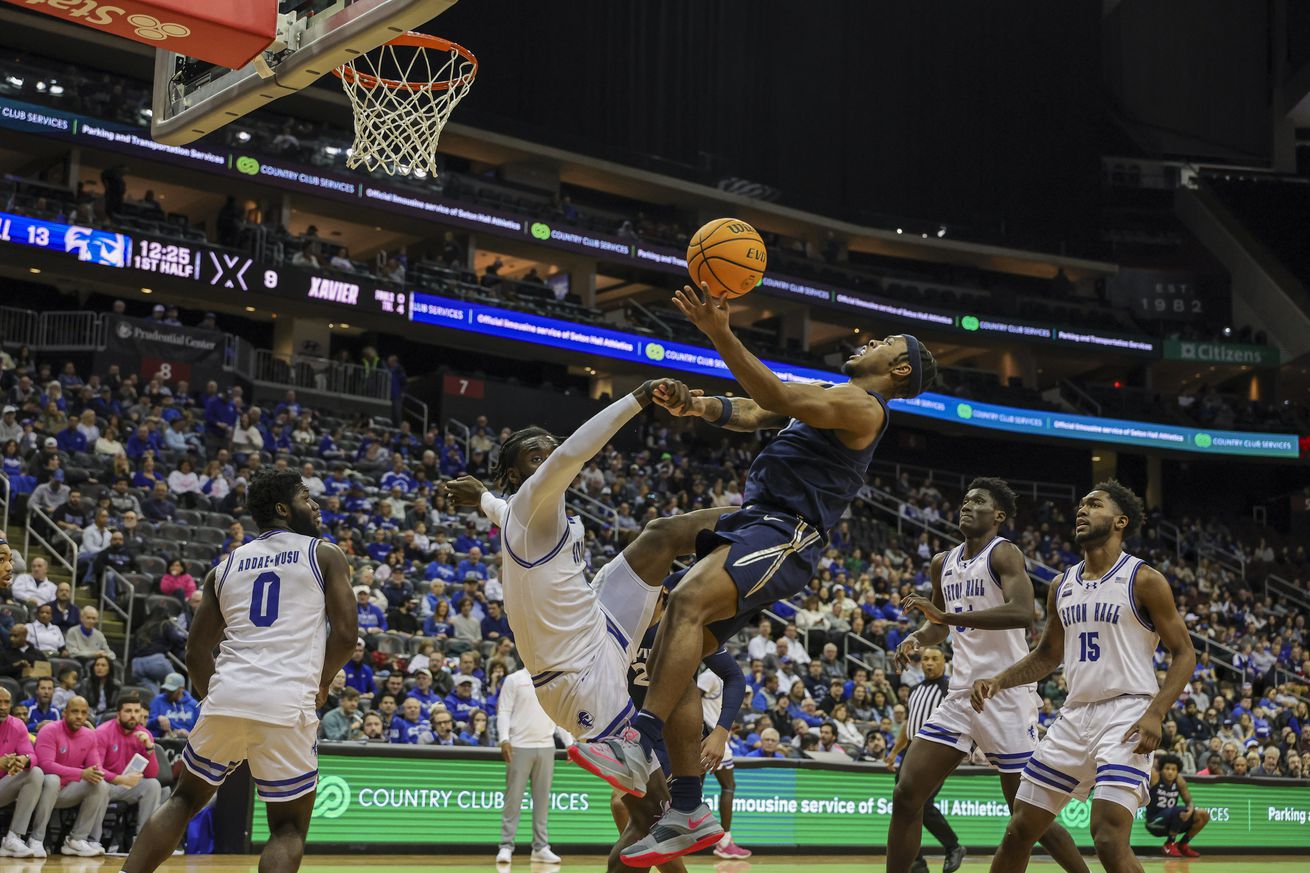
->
xmin=335 ymin=35 xmax=477 ymax=178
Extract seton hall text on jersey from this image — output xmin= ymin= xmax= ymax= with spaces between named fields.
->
xmin=943 ymin=577 xmax=988 ymax=601
xmin=236 ymin=549 xmax=302 ymax=572
xmin=1059 ymin=601 xmax=1122 ymax=627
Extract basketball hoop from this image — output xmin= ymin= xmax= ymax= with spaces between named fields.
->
xmin=332 ymin=32 xmax=477 ymax=178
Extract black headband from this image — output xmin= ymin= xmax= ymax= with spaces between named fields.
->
xmin=903 ymin=335 xmax=924 ymax=397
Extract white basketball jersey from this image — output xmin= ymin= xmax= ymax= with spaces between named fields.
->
xmin=1056 ymin=552 xmax=1160 ymax=706
xmin=205 ymin=530 xmax=328 ymax=726
xmin=501 ymin=511 xmax=605 ymax=675
xmin=942 ymin=537 xmax=1031 ymax=692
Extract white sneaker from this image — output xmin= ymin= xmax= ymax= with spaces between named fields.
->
xmin=26 ymin=838 xmax=47 ymax=859
xmin=85 ymin=840 xmax=107 ymax=856
xmin=61 ymin=838 xmax=100 ymax=857
xmin=530 ymin=846 xmax=561 ymax=863
xmin=496 ymin=846 xmax=512 ymax=864
xmin=0 ymin=833 xmax=34 ymax=857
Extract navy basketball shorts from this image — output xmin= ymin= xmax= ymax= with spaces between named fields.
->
xmin=1145 ymin=806 xmax=1187 ymax=836
xmin=697 ymin=506 xmax=825 ymax=644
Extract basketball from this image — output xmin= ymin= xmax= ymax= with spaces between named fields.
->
xmin=686 ymin=218 xmax=768 ymax=298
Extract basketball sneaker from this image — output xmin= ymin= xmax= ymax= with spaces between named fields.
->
xmin=25 ymin=838 xmax=47 ymax=859
xmin=1162 ymin=842 xmax=1182 ymax=857
xmin=713 ymin=838 xmax=752 ymax=859
xmin=567 ymin=728 xmax=654 ymax=797
xmin=619 ymin=802 xmax=724 ymax=866
xmin=495 ymin=847 xmax=512 ymax=864
xmin=1177 ymin=843 xmax=1200 ymax=858
xmin=61 ymin=837 xmax=101 ymax=857
xmin=943 ymin=844 xmax=967 ymax=872
xmin=0 ymin=832 xmax=33 ymax=857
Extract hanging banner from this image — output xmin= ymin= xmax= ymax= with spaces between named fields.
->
xmin=98 ymin=315 xmax=225 ymax=387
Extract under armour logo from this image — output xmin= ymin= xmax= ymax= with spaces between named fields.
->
xmin=208 ymin=251 xmax=252 ymax=290
xmin=127 ymin=14 xmax=191 ymax=41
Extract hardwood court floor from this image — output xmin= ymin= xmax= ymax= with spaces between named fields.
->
xmin=14 ymin=854 xmax=1300 ymax=873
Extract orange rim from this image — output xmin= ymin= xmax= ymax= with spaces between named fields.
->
xmin=332 ymin=32 xmax=478 ymax=92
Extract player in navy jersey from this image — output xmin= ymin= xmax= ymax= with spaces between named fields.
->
xmin=887 ymin=478 xmax=1087 ymax=873
xmin=571 ymin=282 xmax=936 ymax=865
xmin=973 ymin=480 xmax=1195 ymax=873
xmin=1145 ymin=754 xmax=1209 ymax=857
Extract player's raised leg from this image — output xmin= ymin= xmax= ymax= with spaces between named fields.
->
xmin=997 ymin=772 xmax=1088 ymax=872
xmin=886 ymin=737 xmax=967 ymax=872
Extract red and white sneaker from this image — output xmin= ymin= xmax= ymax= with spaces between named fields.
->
xmin=1162 ymin=842 xmax=1183 ymax=857
xmin=1177 ymin=843 xmax=1200 ymax=858
xmin=713 ymin=839 xmax=752 ymax=859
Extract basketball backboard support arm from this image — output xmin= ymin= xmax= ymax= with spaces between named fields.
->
xmin=151 ymin=0 xmax=459 ymax=145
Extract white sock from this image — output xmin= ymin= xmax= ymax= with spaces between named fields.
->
xmin=718 ymin=830 xmax=731 ymax=846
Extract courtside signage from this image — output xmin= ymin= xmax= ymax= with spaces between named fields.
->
xmin=251 ymin=752 xmax=1310 ymax=850
xmin=410 ymin=291 xmax=1296 ymax=458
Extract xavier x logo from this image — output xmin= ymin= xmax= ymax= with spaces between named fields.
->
xmin=208 ymin=252 xmax=252 ymax=290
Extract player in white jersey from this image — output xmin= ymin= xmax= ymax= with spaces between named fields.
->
xmin=122 ymin=470 xmax=357 ymax=873
xmin=886 ymin=478 xmax=1087 ymax=873
xmin=444 ymin=379 xmax=726 ymax=869
xmin=972 ymin=480 xmax=1195 ymax=873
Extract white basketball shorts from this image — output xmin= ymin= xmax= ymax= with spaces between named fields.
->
xmin=183 ymin=711 xmax=320 ymax=802
xmin=1017 ymin=694 xmax=1155 ymax=815
xmin=916 ymin=686 xmax=1041 ymax=772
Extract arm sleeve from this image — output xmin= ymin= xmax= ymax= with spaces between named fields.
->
xmin=704 ymin=649 xmax=746 ymax=731
xmin=506 ymin=394 xmax=642 ymax=557
xmin=496 ymin=678 xmax=515 ymax=744
xmin=480 ymin=492 xmax=508 ymax=528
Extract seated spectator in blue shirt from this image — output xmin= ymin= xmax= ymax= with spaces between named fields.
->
xmin=456 ymin=547 xmax=489 ymax=581
xmin=387 ymin=697 xmax=428 ymax=744
xmin=22 ymin=676 xmax=61 ymax=732
xmin=381 ymin=574 xmax=414 ymax=611
xmin=55 ymin=419 xmax=86 ymax=454
xmin=454 ymin=521 xmax=484 ymax=554
xmin=142 ymin=481 xmax=176 ymax=522
xmin=425 ymin=554 xmax=458 ymax=585
xmin=344 ymin=484 xmax=372 ymax=516
xmin=220 ymin=521 xmax=255 ymax=553
xmin=450 ymin=578 xmax=486 ymax=621
xmin=438 ymin=435 xmax=465 ymax=477
xmin=380 ymin=457 xmax=416 ymax=494
xmin=205 ymin=388 xmax=238 ymax=444
xmin=148 ymin=672 xmax=201 ymax=737
xmin=273 ymin=389 xmax=302 ymax=420
xmin=747 ymin=728 xmax=787 ymax=758
xmin=342 ymin=640 xmax=375 ymax=700
xmin=125 ymin=425 xmax=158 ymax=461
xmin=371 ymin=502 xmax=402 ymax=532
xmin=443 ymin=677 xmax=484 ymax=723
xmin=320 ymin=495 xmax=346 ymax=529
xmin=480 ymin=600 xmax=513 ymax=642
xmin=356 ymin=586 xmax=387 ymax=636
xmin=423 ymin=599 xmax=455 ymax=643
xmin=323 ymin=467 xmax=353 ymax=497
xmin=366 ymin=530 xmax=393 ymax=563
xmin=405 ymin=668 xmax=443 ymax=715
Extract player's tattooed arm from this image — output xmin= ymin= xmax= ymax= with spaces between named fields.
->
xmin=971 ymin=574 xmax=1065 ymax=712
xmin=906 ymin=543 xmax=1035 ymax=631
xmin=654 ymin=381 xmax=789 ymax=431
xmin=896 ymin=551 xmax=949 ymax=669
xmin=1124 ymin=565 xmax=1196 ymax=754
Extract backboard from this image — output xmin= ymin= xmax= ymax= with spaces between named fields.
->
xmin=151 ymin=0 xmax=459 ymax=145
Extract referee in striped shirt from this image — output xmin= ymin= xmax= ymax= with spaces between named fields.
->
xmin=886 ymin=647 xmax=965 ymax=873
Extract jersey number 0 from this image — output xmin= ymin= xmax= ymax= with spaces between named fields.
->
xmin=250 ymin=571 xmax=282 ymax=627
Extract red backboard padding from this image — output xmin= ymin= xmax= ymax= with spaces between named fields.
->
xmin=7 ymin=0 xmax=276 ymax=69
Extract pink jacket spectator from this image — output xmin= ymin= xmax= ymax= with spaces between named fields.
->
xmin=94 ymin=719 xmax=160 ymax=781
xmin=34 ymin=719 xmax=102 ymax=788
xmin=159 ymin=572 xmax=197 ymax=599
xmin=0 ymin=713 xmax=35 ymax=770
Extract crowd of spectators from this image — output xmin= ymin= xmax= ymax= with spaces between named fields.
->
xmin=2 ymin=318 xmax=1308 ymax=803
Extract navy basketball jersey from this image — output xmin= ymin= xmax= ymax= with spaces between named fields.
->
xmin=742 ymin=392 xmax=888 ymax=531
xmin=1147 ymin=775 xmax=1181 ymax=817
xmin=627 ymin=624 xmax=659 ymax=710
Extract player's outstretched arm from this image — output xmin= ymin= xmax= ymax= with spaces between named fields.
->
xmin=185 ymin=568 xmax=226 ymax=700
xmin=513 ymin=380 xmax=663 ymax=532
xmin=972 ymin=574 xmax=1065 ymax=712
xmin=895 ymin=551 xmax=950 ymax=670
xmin=672 ymin=283 xmax=884 ymax=442
xmin=317 ymin=540 xmax=360 ymax=708
xmin=1123 ymin=566 xmax=1196 ymax=754
xmin=655 ymin=382 xmax=789 ymax=432
xmin=904 ymin=542 xmax=1035 ymax=631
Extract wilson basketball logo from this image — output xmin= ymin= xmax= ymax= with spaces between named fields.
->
xmin=127 ymin=14 xmax=191 ymax=41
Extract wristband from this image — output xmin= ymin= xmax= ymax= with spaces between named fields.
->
xmin=712 ymin=396 xmax=733 ymax=427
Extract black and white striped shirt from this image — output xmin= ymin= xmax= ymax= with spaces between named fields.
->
xmin=905 ymin=674 xmax=951 ymax=741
